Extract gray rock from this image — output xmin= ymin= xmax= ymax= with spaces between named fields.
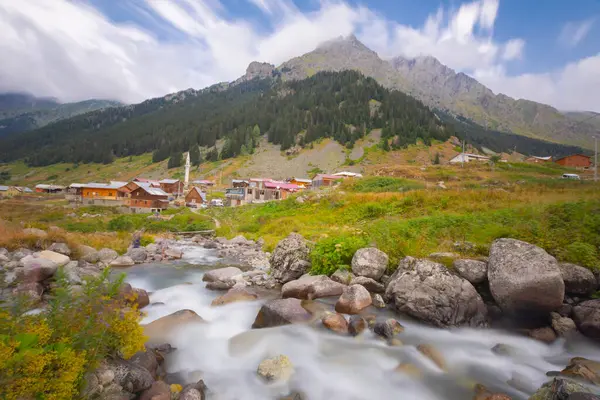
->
xmin=559 ymin=263 xmax=597 ymax=296
xmin=79 ymin=245 xmax=100 ymax=263
xmin=0 ymin=247 xmax=8 ymax=256
xmin=63 ymin=261 xmax=83 ymax=284
xmin=453 ymin=259 xmax=488 ymax=284
xmin=48 ymin=242 xmax=71 ymax=256
xmin=164 ymin=248 xmax=183 ymax=259
xmin=372 ymin=293 xmax=386 ymax=308
xmin=38 ymin=250 xmax=70 ymax=267
xmin=529 ymin=377 xmax=592 ymax=400
xmin=488 ymin=239 xmax=564 ymax=316
xmin=229 ymin=235 xmax=254 ymax=246
xmin=179 ymin=380 xmax=207 ymax=400
xmin=350 ymin=276 xmax=384 ymax=293
xmin=11 ymin=248 xmax=32 ymax=261
xmin=373 ymin=319 xmax=404 ymax=340
xmin=551 ymin=312 xmax=577 ymax=337
xmin=573 ymin=300 xmax=600 ymax=341
xmin=107 ymin=359 xmax=154 ymax=394
xmin=13 ymin=282 xmax=43 ymax=302
xmin=145 ymin=243 xmax=158 ymax=253
xmin=0 ymin=253 xmax=9 ymax=264
xmin=335 ymin=284 xmax=372 ymax=314
xmin=19 ymin=255 xmax=58 ymax=282
xmin=428 ymin=252 xmax=460 ymax=260
xmin=269 ymin=233 xmax=312 ymax=284
xmin=331 ymin=268 xmax=354 ymax=285
xmin=351 ymin=247 xmax=388 ymax=280
xmin=558 ymin=304 xmax=573 ymax=317
xmin=98 ymin=248 xmax=119 ymax=263
xmin=252 ymin=298 xmax=312 ymax=328
xmin=348 ymin=315 xmax=367 ymax=336
xmin=110 ymin=256 xmax=135 ymax=268
xmin=129 ymin=348 xmax=159 ymax=377
xmin=528 ymin=327 xmax=557 ymax=343
xmin=206 ymin=280 xmax=235 ymax=290
xmin=139 ymin=381 xmax=170 ymax=400
xmin=2 ymin=260 xmax=17 ymax=270
xmin=23 ymin=228 xmax=47 ymax=238
xmin=385 ymin=257 xmax=487 ymax=327
xmin=202 ymin=267 xmax=243 ymax=283
xmin=127 ymin=248 xmax=148 ymax=263
xmin=282 ymin=275 xmax=344 ymax=300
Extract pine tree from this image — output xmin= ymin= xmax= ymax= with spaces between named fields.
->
xmin=189 ymin=145 xmax=201 ymax=166
xmin=433 ymin=152 xmax=441 ymax=165
xmin=380 ymin=137 xmax=390 ymax=152
xmin=167 ymin=151 xmax=183 ymax=169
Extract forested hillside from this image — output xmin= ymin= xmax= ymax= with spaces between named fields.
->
xmin=0 ymin=71 xmax=448 ymax=166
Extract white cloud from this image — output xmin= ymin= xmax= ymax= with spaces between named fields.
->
xmin=559 ymin=18 xmax=595 ymax=47
xmin=0 ymin=0 xmax=598 ymax=112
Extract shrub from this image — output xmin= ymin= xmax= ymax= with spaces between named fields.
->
xmin=0 ymin=269 xmax=146 ymax=399
xmin=310 ymin=235 xmax=369 ymax=276
xmin=108 ymin=215 xmax=136 ymax=232
xmin=561 ymin=241 xmax=600 ymax=271
xmin=348 ymin=177 xmax=424 ymax=193
xmin=140 ymin=234 xmax=154 ymax=247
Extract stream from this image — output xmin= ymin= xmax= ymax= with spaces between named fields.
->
xmin=121 ymin=244 xmax=600 ymax=400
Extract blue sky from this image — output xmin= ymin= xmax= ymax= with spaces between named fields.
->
xmin=0 ymin=0 xmax=599 ymax=111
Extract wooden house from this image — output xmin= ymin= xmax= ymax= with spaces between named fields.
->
xmin=192 ymin=179 xmax=215 ymax=188
xmin=81 ymin=182 xmax=128 ymax=206
xmin=555 ymin=154 xmax=592 ymax=169
xmin=129 ymin=183 xmax=169 ymax=213
xmin=449 ymin=153 xmax=490 ymax=164
xmin=160 ymin=179 xmax=183 ymax=195
xmin=287 ymin=178 xmax=312 ymax=188
xmin=525 ymin=156 xmax=552 ymax=163
xmin=185 ymin=186 xmax=207 ymax=206
xmin=312 ymin=174 xmax=341 ymax=188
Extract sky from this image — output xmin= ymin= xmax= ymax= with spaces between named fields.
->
xmin=0 ymin=0 xmax=598 ymax=112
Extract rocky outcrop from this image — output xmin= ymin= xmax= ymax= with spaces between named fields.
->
xmin=559 ymin=263 xmax=597 ymax=296
xmin=488 ymin=239 xmax=564 ymax=316
xmin=270 ymin=233 xmax=311 ymax=283
xmin=351 ymin=248 xmax=388 ymax=280
xmin=385 ymin=257 xmax=487 ymax=327
xmin=335 ymin=284 xmax=372 ymax=314
xmin=573 ymin=300 xmax=600 ymax=341
xmin=281 ymin=275 xmax=344 ymax=300
xmin=252 ymin=298 xmax=312 ymax=328
xmin=453 ymin=259 xmax=488 ymax=284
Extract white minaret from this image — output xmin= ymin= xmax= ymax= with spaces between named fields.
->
xmin=184 ymin=152 xmax=191 ymax=192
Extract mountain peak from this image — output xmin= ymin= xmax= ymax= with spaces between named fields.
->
xmin=317 ymin=34 xmax=375 ymax=55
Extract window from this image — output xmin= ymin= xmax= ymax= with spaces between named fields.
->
xmin=248 ymin=189 xmax=253 ymax=194
xmin=145 ymin=200 xmax=148 ymax=205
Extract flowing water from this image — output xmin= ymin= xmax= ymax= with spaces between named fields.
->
xmin=122 ymin=244 xmax=600 ymax=400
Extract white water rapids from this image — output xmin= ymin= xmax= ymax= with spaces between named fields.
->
xmin=121 ymin=244 xmax=600 ymax=400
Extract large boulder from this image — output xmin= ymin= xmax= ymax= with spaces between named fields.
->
xmin=351 ymin=248 xmax=388 ymax=280
xmin=79 ymin=245 xmax=100 ymax=263
xmin=13 ymin=282 xmax=44 ymax=302
xmin=38 ymin=250 xmax=70 ymax=267
xmin=202 ymin=267 xmax=242 ymax=283
xmin=453 ymin=259 xmax=488 ymax=284
xmin=269 ymin=233 xmax=311 ymax=284
xmin=281 ymin=275 xmax=344 ymax=300
xmin=98 ymin=248 xmax=119 ymax=264
xmin=179 ymin=380 xmax=207 ymax=400
xmin=559 ymin=263 xmax=597 ymax=296
xmin=143 ymin=310 xmax=205 ymax=345
xmin=257 ymin=355 xmax=294 ymax=383
xmin=252 ymin=298 xmax=312 ymax=328
xmin=164 ymin=248 xmax=183 ymax=259
xmin=106 ymin=359 xmax=154 ymax=394
xmin=63 ymin=261 xmax=83 ymax=285
xmin=335 ymin=284 xmax=372 ymax=314
xmin=573 ymin=300 xmax=600 ymax=341
xmin=127 ymin=248 xmax=148 ymax=263
xmin=48 ymin=242 xmax=71 ymax=256
xmin=211 ymin=286 xmax=258 ymax=306
xmin=385 ymin=257 xmax=487 ymax=328
xmin=129 ymin=347 xmax=159 ymax=378
xmin=488 ymin=239 xmax=564 ymax=316
xmin=110 ymin=256 xmax=135 ymax=268
xmin=349 ymin=276 xmax=384 ymax=293
xmin=19 ymin=255 xmax=59 ymax=282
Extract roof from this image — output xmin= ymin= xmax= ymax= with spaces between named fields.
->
xmin=528 ymin=156 xmax=552 ymax=161
xmin=81 ymin=182 xmax=126 ymax=190
xmin=289 ymin=178 xmax=312 ymax=183
xmin=192 ymin=180 xmax=214 ymax=185
xmin=187 ymin=186 xmax=207 ymax=202
xmin=264 ymin=181 xmax=300 ymax=190
xmin=19 ymin=187 xmax=33 ymax=193
xmin=110 ymin=181 xmax=128 ymax=186
xmin=69 ymin=183 xmax=86 ymax=188
xmin=159 ymin=179 xmax=180 ymax=184
xmin=0 ymin=185 xmax=8 ymax=191
xmin=135 ymin=182 xmax=169 ymax=196
xmin=35 ymin=184 xmax=65 ymax=190
xmin=134 ymin=178 xmax=161 ymax=184
xmin=555 ymin=154 xmax=591 ymax=161
xmin=333 ymin=171 xmax=363 ymax=177
xmin=232 ymin=179 xmax=249 ymax=184
xmin=313 ymin=174 xmax=340 ymax=180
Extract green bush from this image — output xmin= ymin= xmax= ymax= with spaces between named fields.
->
xmin=561 ymin=242 xmax=600 ymax=271
xmin=310 ymin=235 xmax=369 ymax=276
xmin=108 ymin=215 xmax=135 ymax=232
xmin=140 ymin=234 xmax=154 ymax=247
